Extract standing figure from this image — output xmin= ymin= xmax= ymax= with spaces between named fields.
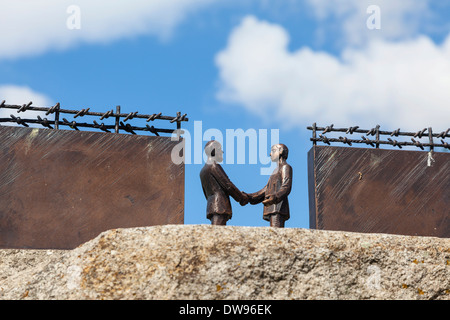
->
xmin=200 ymin=140 xmax=248 ymax=225
xmin=248 ymin=144 xmax=292 ymax=228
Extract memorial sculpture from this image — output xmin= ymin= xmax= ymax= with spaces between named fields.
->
xmin=200 ymin=141 xmax=292 ymax=228
xmin=247 ymin=144 xmax=293 ymax=228
xmin=199 ymin=140 xmax=248 ymax=226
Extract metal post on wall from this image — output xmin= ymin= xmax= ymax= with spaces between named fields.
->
xmin=428 ymin=127 xmax=435 ymax=167
xmin=0 ymin=100 xmax=4 ymax=124
xmin=312 ymin=123 xmax=317 ymax=146
xmin=375 ymin=124 xmax=380 ymax=149
xmin=54 ymin=103 xmax=60 ymax=130
xmin=115 ymin=105 xmax=120 ymax=134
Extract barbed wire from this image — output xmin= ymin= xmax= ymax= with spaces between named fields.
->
xmin=307 ymin=123 xmax=450 ymax=151
xmin=0 ymin=100 xmax=188 ymax=136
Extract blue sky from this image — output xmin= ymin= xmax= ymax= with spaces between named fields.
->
xmin=1 ymin=1 xmax=449 ymax=229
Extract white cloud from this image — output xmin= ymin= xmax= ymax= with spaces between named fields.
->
xmin=215 ymin=16 xmax=450 ymax=131
xmin=305 ymin=0 xmax=432 ymax=47
xmin=0 ymin=85 xmax=53 ymax=124
xmin=0 ymin=0 xmax=214 ymax=60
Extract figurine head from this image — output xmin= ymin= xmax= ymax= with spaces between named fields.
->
xmin=204 ymin=140 xmax=224 ymax=163
xmin=270 ymin=144 xmax=288 ymax=162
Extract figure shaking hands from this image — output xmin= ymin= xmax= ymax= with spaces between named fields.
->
xmin=247 ymin=144 xmax=292 ymax=228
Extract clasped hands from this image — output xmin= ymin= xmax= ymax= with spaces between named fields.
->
xmin=239 ymin=192 xmax=277 ymax=206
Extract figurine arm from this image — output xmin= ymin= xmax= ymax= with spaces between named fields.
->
xmin=212 ymin=164 xmax=244 ymax=202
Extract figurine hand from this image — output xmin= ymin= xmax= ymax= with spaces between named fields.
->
xmin=240 ymin=192 xmax=249 ymax=206
xmin=262 ymin=195 xmax=276 ymax=206
xmin=248 ymin=193 xmax=259 ymax=205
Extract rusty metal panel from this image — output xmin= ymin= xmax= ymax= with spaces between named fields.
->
xmin=308 ymin=146 xmax=449 ymax=238
xmin=0 ymin=126 xmax=184 ymax=249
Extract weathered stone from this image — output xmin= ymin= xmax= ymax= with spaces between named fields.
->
xmin=0 ymin=224 xmax=449 ymax=300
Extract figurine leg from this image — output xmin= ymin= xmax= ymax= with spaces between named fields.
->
xmin=269 ymin=214 xmax=285 ymax=228
xmin=210 ymin=214 xmax=228 ymax=226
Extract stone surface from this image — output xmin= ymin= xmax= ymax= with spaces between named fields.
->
xmin=0 ymin=224 xmax=449 ymax=300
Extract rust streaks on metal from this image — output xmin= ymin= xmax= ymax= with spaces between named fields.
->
xmin=308 ymin=145 xmax=450 ymax=238
xmin=0 ymin=125 xmax=185 ymax=249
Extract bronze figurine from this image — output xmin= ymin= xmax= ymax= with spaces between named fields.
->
xmin=247 ymin=144 xmax=292 ymax=227
xmin=200 ymin=140 xmax=248 ymax=225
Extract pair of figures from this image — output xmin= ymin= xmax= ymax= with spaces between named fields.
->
xmin=199 ymin=140 xmax=292 ymax=228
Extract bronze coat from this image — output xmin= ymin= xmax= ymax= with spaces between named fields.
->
xmin=200 ymin=162 xmax=243 ymax=219
xmin=249 ymin=163 xmax=292 ymax=221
